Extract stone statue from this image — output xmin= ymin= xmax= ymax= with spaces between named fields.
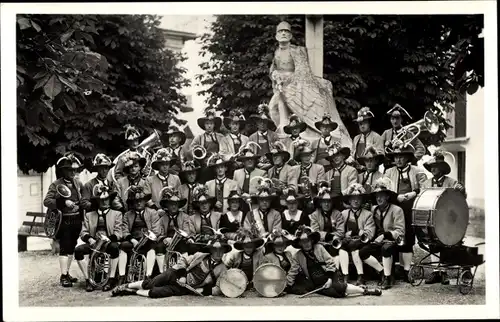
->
xmin=268 ymin=21 xmax=352 ymax=148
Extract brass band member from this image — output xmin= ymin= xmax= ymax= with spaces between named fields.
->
xmin=111 ymin=236 xmax=231 ymax=298
xmin=310 ymin=187 xmax=345 ymax=262
xmin=263 ymin=230 xmax=294 ymax=273
xmin=243 ymin=184 xmax=282 ymax=236
xmin=294 ymin=139 xmax=326 ymax=191
xmin=285 ymin=225 xmax=382 ymax=297
xmin=115 ymin=151 xmax=147 ymax=211
xmin=219 ymin=190 xmax=247 ymax=240
xmin=224 ymin=227 xmax=266 ymax=289
xmin=381 ymin=104 xmax=425 ymax=164
xmin=421 ymin=149 xmax=465 ymax=285
xmin=339 ymin=184 xmax=376 ymax=285
xmin=365 ymin=177 xmax=405 ymax=289
xmin=144 ymin=148 xmax=181 ymax=210
xmin=108 ymin=125 xmax=142 ymax=182
xmin=267 ymin=141 xmax=300 ymax=193
xmin=165 ymin=124 xmax=188 ymax=175
xmin=248 ymin=103 xmax=279 ymax=166
xmin=233 ymin=145 xmax=267 ymax=196
xmin=325 ymin=142 xmax=358 ymax=196
xmin=206 ymin=153 xmax=240 ymax=213
xmin=119 ymin=186 xmax=161 ymax=284
xmin=82 ymin=153 xmax=122 ymax=212
xmin=155 ymin=187 xmax=191 ymax=273
xmin=190 ymin=108 xmax=228 ymax=165
xmin=357 ymin=146 xmax=385 ymax=191
xmin=43 ymin=153 xmax=84 ymax=287
xmin=178 ymin=161 xmax=203 ymax=215
xmin=311 ymin=113 xmax=340 ymax=171
xmin=281 ymin=189 xmax=310 ymax=236
xmin=384 ymin=143 xmax=421 ymax=282
xmin=281 ymin=114 xmax=307 ymax=163
xmin=75 ymin=184 xmax=122 ymax=292
xmin=223 ymin=108 xmax=249 ymax=157
xmin=185 ymin=185 xmax=222 ymax=240
xmin=352 ymin=107 xmax=384 ymax=170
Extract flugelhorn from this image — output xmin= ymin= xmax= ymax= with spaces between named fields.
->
xmin=385 ymin=111 xmax=440 ymax=154
xmin=192 ymin=145 xmax=207 ymax=160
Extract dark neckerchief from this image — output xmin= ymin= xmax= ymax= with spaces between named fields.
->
xmin=432 ymin=175 xmax=445 ymax=186
xmin=333 ymin=163 xmax=347 ymax=173
xmin=128 ymin=174 xmax=141 ymax=185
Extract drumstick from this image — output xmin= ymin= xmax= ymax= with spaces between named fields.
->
xmin=298 ymin=285 xmax=326 ymax=298
xmin=219 ymin=275 xmax=247 ymax=291
xmin=177 ymin=281 xmax=204 ymax=296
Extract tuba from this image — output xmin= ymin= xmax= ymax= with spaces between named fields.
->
xmin=192 ymin=145 xmax=207 ymax=160
xmin=164 ymin=227 xmax=190 ymax=271
xmin=385 ymin=111 xmax=440 ymax=154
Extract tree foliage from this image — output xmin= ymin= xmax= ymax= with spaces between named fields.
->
xmin=17 ymin=14 xmax=189 ymax=173
xmin=198 ymin=15 xmax=483 ymax=144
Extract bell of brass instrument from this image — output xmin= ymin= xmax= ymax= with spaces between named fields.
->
xmin=164 ymin=228 xmax=190 ymax=270
xmin=395 ymin=235 xmax=405 ymax=246
xmin=331 ymin=238 xmax=342 ymax=249
xmin=360 ymin=233 xmax=370 ymax=244
xmin=56 ymin=184 xmax=72 ymax=198
xmin=136 ymin=129 xmax=163 ymax=152
xmin=385 ymin=111 xmax=440 ymax=154
xmin=192 ymin=145 xmax=207 ymax=160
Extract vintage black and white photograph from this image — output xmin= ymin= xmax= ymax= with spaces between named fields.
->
xmin=2 ymin=1 xmax=499 ymax=321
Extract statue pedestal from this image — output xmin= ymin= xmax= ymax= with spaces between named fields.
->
xmin=305 ymin=16 xmax=324 ymax=78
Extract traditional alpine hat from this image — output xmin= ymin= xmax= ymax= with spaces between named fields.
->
xmin=314 ymin=113 xmax=339 ymax=132
xmin=165 ymin=124 xmax=186 ymax=146
xmin=284 ymin=114 xmax=307 ymax=135
xmin=151 ymin=148 xmax=175 ymax=170
xmin=325 ymin=141 xmax=351 ymax=160
xmin=203 ymin=235 xmax=232 ymax=254
xmin=124 ymin=124 xmax=141 ymax=141
xmin=291 ymin=225 xmax=321 ymax=249
xmin=313 ymin=184 xmax=341 ymax=208
xmin=121 ymin=151 xmax=147 ymax=173
xmin=179 ymin=160 xmax=202 ymax=184
xmin=342 ymin=183 xmax=370 ymax=203
xmin=197 ymin=108 xmax=222 ymax=131
xmin=233 ymin=227 xmax=265 ymax=251
xmin=423 ymin=149 xmax=451 ymax=175
xmin=356 ymin=145 xmax=385 ymax=167
xmin=192 ymin=185 xmax=216 ymax=208
xmin=293 ymin=138 xmax=314 ymax=161
xmin=125 ymin=185 xmax=151 ymax=206
xmin=92 ymin=183 xmax=118 ymax=201
xmin=386 ymin=141 xmax=417 ymax=163
xmin=159 ymin=186 xmax=187 ymax=209
xmin=283 ymin=188 xmax=305 ymax=204
xmin=276 ymin=21 xmax=292 ymax=32
xmin=370 ymin=177 xmax=398 ymax=204
xmin=387 ymin=103 xmax=412 ymax=120
xmin=206 ymin=152 xmax=233 ymax=169
xmin=56 ymin=152 xmax=83 ymax=170
xmin=354 ymin=107 xmax=375 ymax=123
xmin=264 ymin=229 xmax=294 ymax=254
xmin=249 ymin=103 xmax=277 ymax=132
xmin=91 ymin=153 xmax=114 ymax=171
xmin=266 ymin=141 xmax=291 ymax=163
xmin=223 ymin=108 xmax=246 ymax=130
xmin=224 ymin=189 xmax=247 ymax=210
xmin=236 ymin=142 xmax=261 ymax=162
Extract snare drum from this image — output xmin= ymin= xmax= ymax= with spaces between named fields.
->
xmin=253 ymin=263 xmax=287 ymax=298
xmin=219 ymin=268 xmax=248 ymax=298
xmin=412 ymin=188 xmax=469 ymax=246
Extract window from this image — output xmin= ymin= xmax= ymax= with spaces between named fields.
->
xmin=457 ymin=151 xmax=466 ymax=185
xmin=30 ymin=183 xmax=40 ymax=196
xmin=455 ymin=90 xmax=467 ymax=138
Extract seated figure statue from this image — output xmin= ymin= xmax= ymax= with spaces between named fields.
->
xmin=268 ymin=21 xmax=352 ymax=149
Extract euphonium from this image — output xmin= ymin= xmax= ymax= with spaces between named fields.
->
xmin=192 ymin=145 xmax=207 ymax=160
xmin=164 ymin=228 xmax=190 ymax=270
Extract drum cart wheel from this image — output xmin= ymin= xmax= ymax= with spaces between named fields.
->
xmin=458 ymin=267 xmax=476 ymax=295
xmin=409 ymin=265 xmax=425 ymax=286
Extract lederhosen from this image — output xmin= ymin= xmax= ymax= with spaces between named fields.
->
xmin=121 ymin=210 xmax=153 ymax=254
xmin=240 ymin=253 xmax=254 ymax=285
xmin=204 ymin=133 xmax=220 ymax=159
xmin=396 ymin=166 xmax=416 ymax=250
xmin=370 ymin=205 xmax=398 ymax=259
xmin=228 ymin=134 xmax=242 ymax=155
xmin=75 ymin=209 xmax=119 ymax=260
xmin=56 ymin=179 xmax=83 ymax=256
xmin=342 ymin=209 xmax=364 ymax=252
xmin=256 ymin=132 xmax=271 ymax=157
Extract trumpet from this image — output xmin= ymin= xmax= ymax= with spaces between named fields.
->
xmin=192 ymin=145 xmax=207 ymax=160
xmin=373 ymin=234 xmax=405 ymax=246
xmin=350 ymin=232 xmax=370 ymax=243
xmin=319 ymin=238 xmax=342 ymax=249
xmin=385 ymin=111 xmax=440 ymax=154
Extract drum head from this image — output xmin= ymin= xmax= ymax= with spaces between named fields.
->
xmin=434 ymin=189 xmax=469 ymax=246
xmin=219 ymin=269 xmax=247 ymax=298
xmin=253 ymin=263 xmax=286 ymax=298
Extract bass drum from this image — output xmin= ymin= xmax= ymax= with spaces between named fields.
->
xmin=219 ymin=268 xmax=248 ymax=298
xmin=412 ymin=188 xmax=469 ymax=246
xmin=253 ymin=263 xmax=287 ymax=298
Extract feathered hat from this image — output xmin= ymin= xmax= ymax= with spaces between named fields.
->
xmin=313 ymin=184 xmax=341 ymax=208
xmin=203 ymin=235 xmax=232 ymax=254
xmin=356 ymin=145 xmax=385 ymax=166
xmin=284 ymin=114 xmax=307 ymax=135
xmin=120 ymin=150 xmax=147 ymax=172
xmin=423 ymin=148 xmax=452 ymax=175
xmin=326 ymin=141 xmax=351 ymax=160
xmin=249 ymin=103 xmax=277 ymax=131
xmin=342 ymin=183 xmax=370 ymax=202
xmin=192 ymin=185 xmax=216 ymax=207
xmin=165 ymin=124 xmax=186 ymax=146
xmin=387 ymin=103 xmax=412 ymax=120
xmin=197 ymin=108 xmax=222 ymax=131
xmin=236 ymin=142 xmax=261 ymax=162
xmin=91 ymin=153 xmax=114 ymax=171
xmin=233 ymin=226 xmax=265 ymax=251
xmin=266 ymin=141 xmax=291 ymax=163
xmin=354 ymin=107 xmax=375 ymax=123
xmin=159 ymin=186 xmax=187 ymax=209
xmin=151 ymin=148 xmax=175 ymax=170
xmin=386 ymin=139 xmax=416 ymax=163
xmin=293 ymin=138 xmax=313 ymax=160
xmin=56 ymin=152 xmax=83 ymax=170
xmin=179 ymin=160 xmax=202 ymax=184
xmin=223 ymin=108 xmax=246 ymax=129
xmin=124 ymin=124 xmax=141 ymax=141
xmin=292 ymin=225 xmax=320 ymax=249
xmin=370 ymin=177 xmax=398 ymax=204
xmin=224 ymin=190 xmax=247 ymax=210
xmin=249 ymin=178 xmax=277 ymax=201
xmin=92 ymin=183 xmax=118 ymax=201
xmin=206 ymin=152 xmax=233 ymax=169
xmin=264 ymin=229 xmax=294 ymax=254
xmin=314 ymin=113 xmax=339 ymax=132
xmin=125 ymin=185 xmax=151 ymax=205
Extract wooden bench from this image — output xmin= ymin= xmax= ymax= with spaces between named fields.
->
xmin=18 ymin=212 xmax=51 ymax=252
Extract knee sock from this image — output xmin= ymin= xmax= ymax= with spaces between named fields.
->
xmin=382 ymin=256 xmax=393 ymax=276
xmin=345 ymin=284 xmax=365 ymax=296
xmin=401 ymin=252 xmax=413 ymax=271
xmin=137 ymin=290 xmax=149 ymax=297
xmin=431 ymin=253 xmax=441 ymax=271
xmin=339 ymin=249 xmax=350 ymax=275
xmin=364 ymin=255 xmax=383 ymax=273
xmin=128 ymin=281 xmax=143 ymax=289
xmin=156 ymin=254 xmax=165 ymax=273
xmin=59 ymin=256 xmax=69 ymax=275
xmin=332 ymin=255 xmax=340 ymax=270
xmin=77 ymin=259 xmax=88 ymax=280
xmin=118 ymin=251 xmax=128 ymax=276
xmin=109 ymin=258 xmax=119 ymax=278
xmin=67 ymin=255 xmax=73 ymax=273
xmin=351 ymin=250 xmax=364 ymax=275
xmin=146 ymin=249 xmax=156 ymax=276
